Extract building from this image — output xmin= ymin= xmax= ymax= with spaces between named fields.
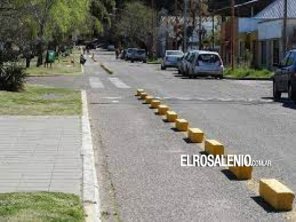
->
xmin=255 ymin=0 xmax=296 ymax=69
xmin=218 ymin=0 xmax=273 ymax=68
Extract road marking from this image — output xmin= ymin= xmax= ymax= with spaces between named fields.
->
xmin=89 ymin=77 xmax=104 ymax=89
xmin=81 ymin=90 xmax=101 ymax=222
xmin=109 ymin=77 xmax=130 ymax=89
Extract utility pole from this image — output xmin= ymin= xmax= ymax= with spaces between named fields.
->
xmin=231 ymin=0 xmax=235 ymax=70
xmin=184 ymin=0 xmax=188 ymax=52
xmin=151 ymin=0 xmax=155 ymax=57
xmin=283 ymin=0 xmax=288 ymax=56
xmin=212 ymin=14 xmax=215 ymax=50
xmin=198 ymin=0 xmax=202 ymax=50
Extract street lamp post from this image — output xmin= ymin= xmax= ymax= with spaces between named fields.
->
xmin=184 ymin=0 xmax=189 ymax=52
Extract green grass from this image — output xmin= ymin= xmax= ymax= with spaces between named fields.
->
xmin=0 ymin=84 xmax=81 ymax=115
xmin=27 ymin=50 xmax=82 ymax=77
xmin=0 ymin=192 xmax=84 ymax=222
xmin=147 ymin=58 xmax=161 ymax=64
xmin=224 ymin=67 xmax=273 ymax=79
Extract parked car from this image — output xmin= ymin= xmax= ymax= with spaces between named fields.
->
xmin=161 ymin=50 xmax=184 ymax=70
xmin=187 ymin=51 xmax=224 ymax=79
xmin=107 ymin=44 xmax=115 ymax=51
xmin=177 ymin=53 xmax=188 ymax=74
xmin=129 ymin=49 xmax=147 ymax=63
xmin=182 ymin=50 xmax=199 ymax=76
xmin=273 ymin=49 xmax=296 ymax=102
xmin=125 ymin=48 xmax=137 ymax=61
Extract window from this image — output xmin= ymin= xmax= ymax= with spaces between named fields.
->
xmin=188 ymin=53 xmax=196 ymax=62
xmin=197 ymin=54 xmax=221 ymax=66
xmin=272 ymin=40 xmax=280 ymax=65
xmin=261 ymin=41 xmax=266 ymax=65
xmin=240 ymin=41 xmax=245 ymax=58
xmin=286 ymin=52 xmax=296 ymax=66
xmin=280 ymin=52 xmax=290 ymax=67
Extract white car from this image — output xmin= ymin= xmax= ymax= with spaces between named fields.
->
xmin=177 ymin=52 xmax=189 ymax=74
xmin=182 ymin=50 xmax=199 ymax=76
xmin=187 ymin=51 xmax=224 ymax=79
xmin=161 ymin=50 xmax=184 ymax=70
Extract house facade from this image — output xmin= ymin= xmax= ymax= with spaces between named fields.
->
xmin=220 ymin=0 xmax=296 ymax=69
xmin=255 ymin=0 xmax=296 ymax=69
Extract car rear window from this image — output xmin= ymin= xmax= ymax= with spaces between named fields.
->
xmin=137 ymin=50 xmax=145 ymax=54
xmin=197 ymin=54 xmax=221 ymax=65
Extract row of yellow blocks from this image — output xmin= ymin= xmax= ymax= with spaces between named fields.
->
xmin=135 ymin=89 xmax=295 ymax=211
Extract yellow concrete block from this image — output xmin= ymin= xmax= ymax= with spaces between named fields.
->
xmin=150 ymin=100 xmax=161 ymax=109
xmin=229 ymin=166 xmax=253 ymax=180
xmin=175 ymin=119 xmax=189 ymax=131
xmin=166 ymin=111 xmax=178 ymax=122
xmin=140 ymin=92 xmax=148 ymax=100
xmin=158 ymin=105 xmax=169 ymax=115
xmin=135 ymin=89 xmax=144 ymax=96
xmin=145 ymin=96 xmax=154 ymax=104
xmin=205 ymin=139 xmax=224 ymax=156
xmin=187 ymin=128 xmax=204 ymax=143
xmin=259 ymin=179 xmax=295 ymax=211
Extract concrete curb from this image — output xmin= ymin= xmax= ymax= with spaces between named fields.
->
xmin=100 ymin=63 xmax=113 ymax=74
xmin=81 ymin=90 xmax=101 ymax=222
xmin=224 ymin=76 xmax=272 ymax=81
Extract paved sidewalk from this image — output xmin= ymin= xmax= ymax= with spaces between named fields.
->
xmin=0 ymin=116 xmax=82 ymax=195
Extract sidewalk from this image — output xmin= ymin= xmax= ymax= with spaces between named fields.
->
xmin=0 ymin=116 xmax=82 ymax=195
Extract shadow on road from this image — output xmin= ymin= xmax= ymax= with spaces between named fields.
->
xmin=261 ymin=97 xmax=296 ymax=110
xmin=173 ymin=73 xmax=222 ymax=81
xmin=221 ymin=169 xmax=239 ymax=181
xmin=251 ymin=196 xmax=283 ymax=213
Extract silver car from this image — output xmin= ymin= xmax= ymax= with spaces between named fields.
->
xmin=161 ymin=50 xmax=184 ymax=70
xmin=187 ymin=51 xmax=224 ymax=79
xmin=182 ymin=50 xmax=199 ymax=76
xmin=177 ymin=52 xmax=189 ymax=74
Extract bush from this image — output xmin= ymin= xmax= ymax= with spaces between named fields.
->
xmin=224 ymin=67 xmax=273 ymax=79
xmin=0 ymin=65 xmax=27 ymax=92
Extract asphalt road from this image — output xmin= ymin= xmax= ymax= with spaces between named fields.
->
xmin=86 ymin=50 xmax=296 ymax=222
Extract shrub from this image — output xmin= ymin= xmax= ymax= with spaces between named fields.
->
xmin=0 ymin=65 xmax=27 ymax=92
xmin=224 ymin=67 xmax=273 ymax=79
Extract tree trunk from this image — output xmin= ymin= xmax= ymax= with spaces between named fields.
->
xmin=26 ymin=58 xmax=31 ymax=68
xmin=36 ymin=25 xmax=45 ymax=67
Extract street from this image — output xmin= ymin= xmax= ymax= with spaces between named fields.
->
xmin=73 ymin=50 xmax=296 ymax=222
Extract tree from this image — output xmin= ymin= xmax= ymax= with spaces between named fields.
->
xmin=115 ymin=1 xmax=154 ymax=49
xmin=0 ymin=0 xmax=87 ymax=65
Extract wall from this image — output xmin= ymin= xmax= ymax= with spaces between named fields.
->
xmin=239 ymin=18 xmax=259 ymax=33
xmin=258 ymin=19 xmax=282 ymax=40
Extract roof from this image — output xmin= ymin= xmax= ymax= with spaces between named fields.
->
xmin=255 ymin=0 xmax=296 ymax=19
xmin=210 ymin=0 xmax=273 ymax=17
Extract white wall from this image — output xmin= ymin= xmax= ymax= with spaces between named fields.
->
xmin=239 ymin=18 xmax=259 ymax=33
xmin=258 ymin=20 xmax=283 ymax=40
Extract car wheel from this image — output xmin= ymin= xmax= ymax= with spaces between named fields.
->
xmin=143 ymin=60 xmax=147 ymax=63
xmin=161 ymin=65 xmax=166 ymax=70
xmin=288 ymin=83 xmax=296 ymax=102
xmin=131 ymin=60 xmax=134 ymax=63
xmin=273 ymin=81 xmax=281 ymax=101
